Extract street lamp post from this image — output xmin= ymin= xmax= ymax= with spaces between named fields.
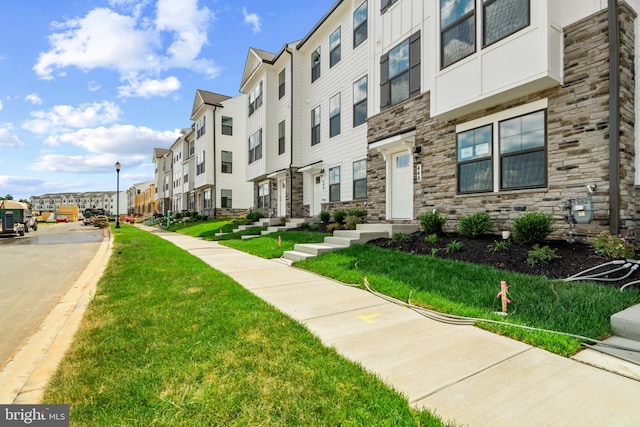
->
xmin=115 ymin=161 xmax=121 ymax=228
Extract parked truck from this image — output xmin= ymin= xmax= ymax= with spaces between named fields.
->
xmin=0 ymin=200 xmax=36 ymax=236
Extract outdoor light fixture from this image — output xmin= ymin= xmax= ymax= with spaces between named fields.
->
xmin=413 ymin=146 xmax=422 ymax=159
xmin=115 ymin=161 xmax=121 ymax=228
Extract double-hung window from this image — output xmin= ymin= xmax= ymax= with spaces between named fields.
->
xmin=278 ymin=120 xmax=286 ymax=155
xmin=221 ymin=151 xmax=232 ymax=173
xmin=221 ymin=189 xmax=232 ymax=208
xmin=381 ymin=0 xmax=398 ymax=13
xmin=329 ymin=166 xmax=341 ymax=202
xmin=278 ymin=69 xmax=286 ymax=99
xmin=221 ymin=116 xmax=233 ymax=135
xmin=311 ymin=47 xmax=321 ymax=82
xmin=196 ymin=151 xmax=205 ymax=175
xmin=353 ymin=75 xmax=368 ymax=127
xmin=204 ymin=190 xmax=212 ymax=209
xmin=258 ymin=182 xmax=270 ymax=208
xmin=353 ymin=160 xmax=367 ymax=199
xmin=248 ymin=81 xmax=263 ymax=116
xmin=380 ymin=31 xmax=420 ymax=109
xmin=330 ymin=27 xmax=341 ymax=67
xmin=483 ymin=0 xmax=530 ymax=46
xmin=440 ymin=0 xmax=476 ymax=68
xmin=311 ymin=106 xmax=321 ymax=146
xmin=353 ymin=1 xmax=368 ymax=48
xmin=499 ymin=110 xmax=546 ymax=190
xmin=248 ymin=129 xmax=263 ymax=164
xmin=196 ymin=116 xmax=206 ymax=138
xmin=329 ymin=93 xmax=341 ymax=138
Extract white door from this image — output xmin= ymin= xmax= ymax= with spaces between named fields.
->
xmin=277 ymin=178 xmax=287 ymax=217
xmin=391 ymin=152 xmax=412 ymax=219
xmin=312 ymin=174 xmax=323 ymax=215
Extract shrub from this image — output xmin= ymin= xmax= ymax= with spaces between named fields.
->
xmin=345 ymin=215 xmax=363 ymax=230
xmin=425 ymin=233 xmax=438 ymax=244
xmin=333 ymin=210 xmax=348 ymax=224
xmin=391 ymin=233 xmax=412 ymax=243
xmin=591 ymin=233 xmax=636 ymax=259
xmin=279 ymin=216 xmax=287 ymax=225
xmin=458 ymin=212 xmax=494 ymax=237
xmin=420 ymin=210 xmax=448 ymax=234
xmin=348 ymin=209 xmax=366 ymax=218
xmin=299 ymin=222 xmax=310 ymax=229
xmin=310 ymin=223 xmax=319 ymax=231
xmin=526 ymin=244 xmax=557 ymax=266
xmin=319 ymin=210 xmax=330 ymax=223
xmin=246 ymin=211 xmax=264 ymax=222
xmin=487 ymin=240 xmax=510 ymax=253
xmin=512 ymin=212 xmax=555 ymax=244
xmin=445 ymin=240 xmax=463 ymax=253
xmin=327 ymin=223 xmax=341 ymax=233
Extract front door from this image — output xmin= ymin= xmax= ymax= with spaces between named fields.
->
xmin=391 ymin=152 xmax=412 ymax=219
xmin=277 ymin=178 xmax=287 ymax=217
xmin=312 ymin=174 xmax=323 ymax=216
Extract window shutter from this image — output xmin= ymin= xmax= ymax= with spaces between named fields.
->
xmin=380 ymin=53 xmax=390 ymax=109
xmin=409 ymin=30 xmax=421 ymax=99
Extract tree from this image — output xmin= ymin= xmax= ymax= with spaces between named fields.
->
xmin=0 ymin=194 xmax=13 ymax=200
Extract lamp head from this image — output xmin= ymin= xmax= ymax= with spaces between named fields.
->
xmin=115 ymin=161 xmax=121 ymax=172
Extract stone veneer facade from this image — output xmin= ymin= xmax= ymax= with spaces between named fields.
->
xmin=366 ymin=5 xmax=637 ymax=242
xmin=253 ymin=167 xmax=305 ymax=219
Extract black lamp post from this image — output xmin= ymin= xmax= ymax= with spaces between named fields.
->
xmin=115 ymin=161 xmax=121 ymax=228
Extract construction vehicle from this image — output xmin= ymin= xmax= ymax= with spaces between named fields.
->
xmin=0 ymin=200 xmax=36 ymax=236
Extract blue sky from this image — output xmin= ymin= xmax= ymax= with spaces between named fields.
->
xmin=0 ymin=0 xmax=335 ymax=201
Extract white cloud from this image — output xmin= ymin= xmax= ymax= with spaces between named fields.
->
xmin=242 ymin=7 xmax=261 ymax=34
xmin=33 ymin=0 xmax=220 ymax=97
xmin=43 ymin=124 xmax=179 ymax=156
xmin=25 ymin=93 xmax=43 ymax=105
xmin=0 ymin=126 xmax=25 ymax=148
xmin=117 ymin=76 xmax=181 ymax=98
xmin=24 ymin=101 xmax=121 ymax=135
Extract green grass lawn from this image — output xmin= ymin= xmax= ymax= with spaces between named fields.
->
xmin=218 ymin=231 xmax=331 ymax=258
xmin=43 ymin=225 xmax=447 ymax=426
xmin=293 ymin=245 xmax=640 ymax=356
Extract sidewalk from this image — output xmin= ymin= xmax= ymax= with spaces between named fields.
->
xmin=141 ymin=225 xmax=640 ymax=427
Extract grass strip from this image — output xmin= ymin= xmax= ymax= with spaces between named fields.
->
xmin=218 ymin=231 xmax=331 ymax=258
xmin=43 ymin=226 xmax=447 ymax=426
xmin=293 ymin=245 xmax=640 ymax=356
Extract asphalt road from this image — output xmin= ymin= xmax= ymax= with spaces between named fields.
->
xmin=0 ymin=221 xmax=105 ymax=370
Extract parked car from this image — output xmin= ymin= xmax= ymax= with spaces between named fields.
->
xmin=55 ymin=215 xmax=68 ymax=223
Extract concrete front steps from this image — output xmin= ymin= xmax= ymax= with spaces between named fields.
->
xmin=282 ymin=223 xmax=419 ymax=262
xmin=238 ymin=218 xmax=312 ymax=239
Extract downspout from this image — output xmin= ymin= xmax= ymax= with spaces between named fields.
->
xmin=286 ymin=43 xmax=295 ymax=218
xmin=608 ymin=0 xmax=620 ymax=235
xmin=212 ymin=106 xmax=218 ymax=219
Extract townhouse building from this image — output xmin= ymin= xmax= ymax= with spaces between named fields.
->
xmin=364 ymin=0 xmax=639 ymax=241
xmin=153 ymin=148 xmax=172 ymax=215
xmin=31 ymin=191 xmax=123 ymax=216
xmin=126 ymin=180 xmax=156 ymax=217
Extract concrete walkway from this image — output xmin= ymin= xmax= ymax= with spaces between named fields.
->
xmin=140 ymin=225 xmax=640 ymax=427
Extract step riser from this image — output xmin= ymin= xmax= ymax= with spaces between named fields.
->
xmin=611 ymin=305 xmax=640 ymax=341
xmin=282 ymin=251 xmax=314 ymax=262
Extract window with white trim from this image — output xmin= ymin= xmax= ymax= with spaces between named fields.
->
xmin=221 ymin=116 xmax=233 ymax=135
xmin=248 ymin=81 xmax=263 ymax=116
xmin=353 ymin=160 xmax=367 ymax=199
xmin=440 ymin=0 xmax=475 ymax=68
xmin=353 ymin=1 xmax=368 ymax=48
xmin=311 ymin=106 xmax=321 ymax=146
xmin=329 ymin=166 xmax=341 ymax=202
xmin=248 ymin=129 xmax=263 ymax=164
xmin=381 ymin=0 xmax=398 ymax=13
xmin=196 ymin=151 xmax=206 ymax=175
xmin=278 ymin=69 xmax=286 ymax=99
xmin=278 ymin=120 xmax=286 ymax=155
xmin=329 ymin=93 xmax=341 ymax=138
xmin=330 ymin=27 xmax=341 ymax=67
xmin=204 ymin=189 xmax=212 ymax=209
xmin=456 ymin=107 xmax=546 ymax=193
xmin=311 ymin=47 xmax=321 ymax=82
xmin=257 ymin=182 xmax=270 ymax=208
xmin=221 ymin=151 xmax=232 ymax=173
xmin=353 ymin=75 xmax=367 ymax=127
xmin=221 ymin=189 xmax=232 ymax=208
xmin=196 ymin=116 xmax=206 ymax=138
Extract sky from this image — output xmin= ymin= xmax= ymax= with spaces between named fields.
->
xmin=0 ymin=0 xmax=336 ymax=201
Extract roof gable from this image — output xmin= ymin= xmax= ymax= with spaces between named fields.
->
xmin=191 ymin=89 xmax=231 ymax=119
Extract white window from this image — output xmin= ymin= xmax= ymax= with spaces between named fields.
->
xmin=329 ymin=93 xmax=341 ymax=138
xmin=353 ymin=1 xmax=368 ymax=48
xmin=311 ymin=47 xmax=321 ymax=82
xmin=311 ymin=106 xmax=321 ymax=146
xmin=221 ymin=189 xmax=232 ymax=208
xmin=330 ymin=27 xmax=341 ymax=67
xmin=249 ymin=129 xmax=263 ymax=164
xmin=258 ymin=182 xmax=270 ymax=208
xmin=329 ymin=167 xmax=341 ymax=202
xmin=221 ymin=151 xmax=232 ymax=173
xmin=353 ymin=160 xmax=367 ymax=199
xmin=248 ymin=81 xmax=263 ymax=116
xmin=196 ymin=116 xmax=206 ymax=138
xmin=353 ymin=75 xmax=367 ymax=127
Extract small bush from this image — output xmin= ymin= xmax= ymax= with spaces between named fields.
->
xmin=310 ymin=223 xmax=319 ymax=231
xmin=246 ymin=211 xmax=264 ymax=222
xmin=591 ymin=233 xmax=636 ymax=259
xmin=319 ymin=210 xmax=330 ymax=223
xmin=425 ymin=233 xmax=438 ymax=244
xmin=348 ymin=209 xmax=366 ymax=218
xmin=345 ymin=215 xmax=363 ymax=230
xmin=526 ymin=244 xmax=557 ymax=266
xmin=420 ymin=210 xmax=448 ymax=234
xmin=333 ymin=210 xmax=348 ymax=224
xmin=280 ymin=216 xmax=287 ymax=225
xmin=487 ymin=240 xmax=510 ymax=253
xmin=512 ymin=212 xmax=555 ymax=244
xmin=391 ymin=233 xmax=412 ymax=243
xmin=458 ymin=213 xmax=494 ymax=237
xmin=299 ymin=222 xmax=310 ymax=229
xmin=445 ymin=240 xmax=463 ymax=253
xmin=327 ymin=223 xmax=341 ymax=233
